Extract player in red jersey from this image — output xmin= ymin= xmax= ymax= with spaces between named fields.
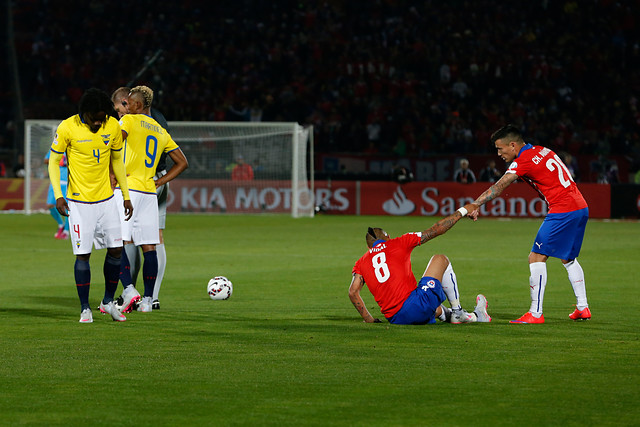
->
xmin=469 ymin=124 xmax=590 ymax=324
xmin=349 ymin=204 xmax=492 ymax=325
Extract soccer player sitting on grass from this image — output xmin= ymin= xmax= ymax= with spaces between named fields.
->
xmin=349 ymin=203 xmax=491 ymax=325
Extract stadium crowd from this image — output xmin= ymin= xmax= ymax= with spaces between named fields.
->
xmin=3 ymin=0 xmax=640 ymax=180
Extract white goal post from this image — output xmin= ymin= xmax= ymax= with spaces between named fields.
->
xmin=24 ymin=120 xmax=314 ymax=217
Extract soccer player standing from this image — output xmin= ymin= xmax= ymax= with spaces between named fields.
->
xmin=349 ymin=204 xmax=492 ymax=325
xmin=469 ymin=124 xmax=590 ymax=323
xmin=48 ymin=88 xmax=133 ymax=323
xmin=114 ymin=85 xmax=188 ymax=312
xmin=112 ymin=86 xmax=173 ymax=310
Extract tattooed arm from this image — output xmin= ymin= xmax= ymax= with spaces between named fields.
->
xmin=468 ymin=172 xmax=518 ymax=220
xmin=349 ymin=273 xmax=381 ymax=323
xmin=420 ymin=202 xmax=479 ymax=245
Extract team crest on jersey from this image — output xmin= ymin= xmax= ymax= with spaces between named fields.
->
xmin=101 ymin=134 xmax=111 ymax=145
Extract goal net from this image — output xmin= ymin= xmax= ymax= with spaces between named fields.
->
xmin=24 ymin=120 xmax=314 ymax=217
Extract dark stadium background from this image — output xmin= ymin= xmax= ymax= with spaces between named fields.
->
xmin=2 ymin=0 xmax=639 ymax=190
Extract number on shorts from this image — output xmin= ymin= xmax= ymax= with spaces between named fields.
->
xmin=372 ymin=253 xmax=390 ymax=283
xmin=546 ymin=154 xmax=574 ymax=188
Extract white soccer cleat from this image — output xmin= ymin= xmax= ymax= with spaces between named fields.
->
xmin=99 ymin=301 xmax=127 ymax=322
xmin=137 ymin=296 xmax=153 ymax=313
xmin=473 ymin=294 xmax=492 ymax=323
xmin=79 ymin=308 xmax=93 ymax=323
xmin=451 ymin=308 xmax=474 ymax=324
xmin=119 ymin=285 xmax=141 ymax=313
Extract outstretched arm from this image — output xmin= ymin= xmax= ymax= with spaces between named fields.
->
xmin=468 ymin=172 xmax=518 ymax=220
xmin=420 ymin=202 xmax=478 ymax=245
xmin=349 ymin=273 xmax=381 ymax=323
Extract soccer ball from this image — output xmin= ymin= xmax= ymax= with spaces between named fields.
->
xmin=207 ymin=276 xmax=233 ymax=300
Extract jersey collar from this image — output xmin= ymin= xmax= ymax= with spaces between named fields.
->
xmin=517 ymin=143 xmax=534 ymax=158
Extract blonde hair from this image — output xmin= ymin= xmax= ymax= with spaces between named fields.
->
xmin=129 ymin=85 xmax=154 ymax=109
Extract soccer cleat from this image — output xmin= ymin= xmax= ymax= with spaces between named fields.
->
xmin=54 ymin=226 xmax=64 ymax=239
xmin=152 ymin=300 xmax=160 ymax=310
xmin=569 ymin=307 xmax=591 ymax=320
xmin=137 ymin=296 xmax=153 ymax=313
xmin=99 ymin=301 xmax=127 ymax=322
xmin=60 ymin=230 xmax=69 ymax=239
xmin=79 ymin=308 xmax=93 ymax=323
xmin=119 ymin=285 xmax=141 ymax=313
xmin=473 ymin=294 xmax=492 ymax=322
xmin=510 ymin=312 xmax=544 ymax=324
xmin=451 ymin=308 xmax=474 ymax=324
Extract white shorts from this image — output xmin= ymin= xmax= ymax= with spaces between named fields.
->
xmin=68 ymin=197 xmax=123 ymax=255
xmin=114 ymin=189 xmax=160 ymax=245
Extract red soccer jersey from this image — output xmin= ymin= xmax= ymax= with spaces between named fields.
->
xmin=506 ymin=144 xmax=588 ymax=214
xmin=352 ymin=232 xmax=421 ymax=318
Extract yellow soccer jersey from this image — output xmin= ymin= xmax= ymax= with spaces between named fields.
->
xmin=119 ymin=114 xmax=180 ymax=193
xmin=50 ymin=115 xmax=124 ymax=203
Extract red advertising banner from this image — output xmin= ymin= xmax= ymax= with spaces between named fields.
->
xmin=165 ymin=179 xmax=610 ymax=218
xmin=1 ymin=177 xmax=610 ymax=218
xmin=312 ymin=181 xmax=610 ymax=218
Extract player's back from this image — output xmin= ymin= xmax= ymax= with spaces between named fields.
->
xmin=120 ymin=114 xmax=179 ymax=193
xmin=509 ymin=144 xmax=587 ymax=213
xmin=353 ymin=233 xmax=421 ymax=317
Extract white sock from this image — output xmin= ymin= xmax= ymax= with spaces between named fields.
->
xmin=153 ymin=243 xmax=166 ymax=301
xmin=564 ymin=259 xmax=588 ymax=310
xmin=529 ymin=262 xmax=547 ymax=316
xmin=441 ymin=263 xmax=462 ymax=310
xmin=438 ymin=305 xmax=450 ymax=322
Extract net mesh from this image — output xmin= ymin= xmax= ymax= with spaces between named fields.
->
xmin=25 ymin=120 xmax=314 ymax=217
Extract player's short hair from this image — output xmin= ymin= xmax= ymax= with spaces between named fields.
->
xmin=111 ymin=86 xmax=130 ymax=103
xmin=491 ymin=124 xmax=524 ymax=145
xmin=366 ymin=227 xmax=389 ymax=248
xmin=78 ymin=88 xmax=114 ymax=116
xmin=129 ymin=85 xmax=154 ymax=109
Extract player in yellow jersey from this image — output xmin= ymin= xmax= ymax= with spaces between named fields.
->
xmin=48 ymin=88 xmax=133 ymax=323
xmin=112 ymin=85 xmax=189 ymax=312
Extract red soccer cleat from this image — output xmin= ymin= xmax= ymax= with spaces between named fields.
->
xmin=509 ymin=312 xmax=545 ymax=324
xmin=569 ymin=307 xmax=591 ymax=320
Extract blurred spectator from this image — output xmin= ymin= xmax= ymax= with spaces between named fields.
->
xmin=13 ymin=154 xmax=25 ymax=178
xmin=478 ymin=159 xmax=502 ymax=183
xmin=231 ymin=155 xmax=254 ymax=181
xmin=453 ymin=158 xmax=476 ymax=184
xmin=3 ymin=0 xmax=638 ymax=182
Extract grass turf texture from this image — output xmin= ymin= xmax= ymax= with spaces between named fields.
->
xmin=0 ymin=213 xmax=638 ymax=426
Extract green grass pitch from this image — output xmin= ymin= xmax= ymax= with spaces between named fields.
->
xmin=0 ymin=213 xmax=638 ymax=426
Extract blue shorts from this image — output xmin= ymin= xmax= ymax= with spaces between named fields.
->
xmin=387 ymin=277 xmax=446 ymax=325
xmin=532 ymin=207 xmax=588 ymax=260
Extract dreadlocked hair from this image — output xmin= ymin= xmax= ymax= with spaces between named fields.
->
xmin=78 ymin=88 xmax=114 ymax=116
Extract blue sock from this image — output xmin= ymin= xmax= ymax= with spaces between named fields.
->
xmin=63 ymin=217 xmax=69 ymax=232
xmin=103 ymin=254 xmax=121 ymax=304
xmin=120 ymin=247 xmax=133 ymax=289
xmin=142 ymin=250 xmax=158 ymax=298
xmin=74 ymin=258 xmax=91 ymax=310
xmin=49 ymin=207 xmax=63 ymax=227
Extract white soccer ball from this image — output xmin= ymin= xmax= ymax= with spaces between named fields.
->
xmin=207 ymin=276 xmax=233 ymax=300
